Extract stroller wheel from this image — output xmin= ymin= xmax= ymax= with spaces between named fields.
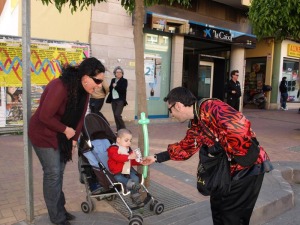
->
xmin=149 ymin=200 xmax=158 ymax=211
xmin=81 ymin=201 xmax=94 ymax=213
xmin=153 ymin=202 xmax=164 ymax=215
xmin=132 ymin=214 xmax=143 ymax=222
xmin=129 ymin=217 xmax=143 ymax=225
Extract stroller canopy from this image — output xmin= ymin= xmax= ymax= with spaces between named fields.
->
xmin=79 ymin=113 xmax=116 ymax=152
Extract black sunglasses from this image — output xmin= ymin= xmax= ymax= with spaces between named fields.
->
xmin=168 ymin=103 xmax=176 ymax=113
xmin=90 ymin=77 xmax=103 ymax=85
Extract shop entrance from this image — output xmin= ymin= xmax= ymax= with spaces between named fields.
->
xmin=183 ymin=53 xmax=228 ymax=100
xmin=183 ymin=38 xmax=230 ymax=100
xmin=198 ymin=61 xmax=214 ymax=98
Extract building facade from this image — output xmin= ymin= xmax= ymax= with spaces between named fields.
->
xmin=92 ymin=0 xmax=257 ymax=122
xmin=2 ymin=0 xmax=298 ymax=128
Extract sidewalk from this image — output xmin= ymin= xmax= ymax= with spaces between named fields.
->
xmin=0 ymin=108 xmax=299 ymax=225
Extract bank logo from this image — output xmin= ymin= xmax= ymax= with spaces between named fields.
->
xmin=203 ymin=29 xmax=212 ymax=38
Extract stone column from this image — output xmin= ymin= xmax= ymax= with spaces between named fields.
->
xmin=230 ymin=45 xmax=245 ymax=112
xmin=170 ymin=35 xmax=184 ymax=89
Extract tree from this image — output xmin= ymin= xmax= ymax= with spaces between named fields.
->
xmin=39 ymin=0 xmax=191 ymax=182
xmin=248 ymin=0 xmax=300 ymax=40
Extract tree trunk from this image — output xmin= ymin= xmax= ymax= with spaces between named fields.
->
xmin=133 ymin=1 xmax=150 ymax=186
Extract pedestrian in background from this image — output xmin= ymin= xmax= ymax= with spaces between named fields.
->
xmin=106 ymin=66 xmax=128 ymax=131
xmin=89 ymin=78 xmax=109 ymax=115
xmin=227 ymin=70 xmax=241 ymax=111
xmin=143 ymin=87 xmax=273 ymax=225
xmin=28 ymin=57 xmax=105 ymax=225
xmin=279 ymin=76 xmax=288 ymax=110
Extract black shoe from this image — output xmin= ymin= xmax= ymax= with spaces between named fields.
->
xmin=65 ymin=212 xmax=76 ymax=221
xmin=55 ymin=220 xmax=71 ymax=225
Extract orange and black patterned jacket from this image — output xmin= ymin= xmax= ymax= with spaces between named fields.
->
xmin=166 ymin=99 xmax=271 ymax=175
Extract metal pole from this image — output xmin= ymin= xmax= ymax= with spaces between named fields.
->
xmin=22 ymin=0 xmax=34 ymax=222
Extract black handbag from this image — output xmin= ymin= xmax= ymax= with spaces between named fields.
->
xmin=233 ymin=138 xmax=260 ymax=167
xmin=196 ymin=121 xmax=231 ymax=196
xmin=197 ymin=143 xmax=231 ymax=196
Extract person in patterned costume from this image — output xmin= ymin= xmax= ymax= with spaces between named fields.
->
xmin=143 ymin=87 xmax=273 ymax=225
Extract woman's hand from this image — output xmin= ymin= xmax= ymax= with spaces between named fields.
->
xmin=63 ymin=126 xmax=76 ymax=140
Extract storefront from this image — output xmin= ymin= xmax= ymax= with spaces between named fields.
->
xmin=270 ymin=40 xmax=300 ymax=109
xmin=282 ymin=44 xmax=299 ymax=103
xmin=144 ymin=12 xmax=256 ymax=116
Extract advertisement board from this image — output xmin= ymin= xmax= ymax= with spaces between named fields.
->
xmin=0 ymin=36 xmax=90 ymax=126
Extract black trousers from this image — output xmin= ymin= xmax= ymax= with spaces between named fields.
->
xmin=111 ymin=100 xmax=126 ymax=131
xmin=210 ymin=173 xmax=264 ymax=225
xmin=227 ymin=97 xmax=240 ymax=111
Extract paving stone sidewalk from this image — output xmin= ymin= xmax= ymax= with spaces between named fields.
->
xmin=0 ymin=108 xmax=299 ymax=225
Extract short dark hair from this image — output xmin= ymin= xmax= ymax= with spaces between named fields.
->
xmin=164 ymin=87 xmax=197 ymax=106
xmin=230 ymin=70 xmax=239 ymax=77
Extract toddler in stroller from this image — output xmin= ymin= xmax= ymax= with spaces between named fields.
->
xmin=78 ymin=113 xmax=164 ymax=225
xmin=107 ymin=128 xmax=144 ymax=207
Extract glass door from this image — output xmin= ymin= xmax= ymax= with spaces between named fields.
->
xmin=198 ymin=61 xmax=214 ymax=98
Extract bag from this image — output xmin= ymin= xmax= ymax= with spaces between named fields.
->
xmin=233 ymin=138 xmax=260 ymax=167
xmin=197 ymin=144 xmax=231 ymax=196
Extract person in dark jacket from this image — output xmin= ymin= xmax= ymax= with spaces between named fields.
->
xmin=227 ymin=70 xmax=241 ymax=111
xmin=279 ymin=76 xmax=288 ymax=110
xmin=28 ymin=57 xmax=105 ymax=225
xmin=143 ymin=87 xmax=273 ymax=225
xmin=106 ymin=66 xmax=128 ymax=131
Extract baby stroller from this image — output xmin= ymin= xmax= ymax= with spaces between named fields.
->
xmin=78 ymin=113 xmax=164 ymax=225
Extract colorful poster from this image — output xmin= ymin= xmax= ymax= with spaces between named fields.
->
xmin=0 ymin=36 xmax=90 ymax=125
xmin=0 ymin=38 xmax=90 ymax=87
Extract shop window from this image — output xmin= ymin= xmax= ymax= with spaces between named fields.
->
xmin=245 ymin=58 xmax=266 ymax=94
xmin=282 ymin=59 xmax=299 ymax=102
xmin=144 ymin=32 xmax=171 ymax=117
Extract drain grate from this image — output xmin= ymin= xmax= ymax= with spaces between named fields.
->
xmin=107 ymin=181 xmax=194 ymax=218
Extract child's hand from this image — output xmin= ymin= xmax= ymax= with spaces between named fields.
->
xmin=128 ymin=151 xmax=136 ymax=160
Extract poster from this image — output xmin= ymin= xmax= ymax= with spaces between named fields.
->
xmin=0 ymin=39 xmax=89 ymax=86
xmin=145 ymin=56 xmax=162 ymax=100
xmin=0 ymin=36 xmax=90 ymax=125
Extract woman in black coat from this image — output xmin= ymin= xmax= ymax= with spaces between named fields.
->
xmin=106 ymin=66 xmax=128 ymax=131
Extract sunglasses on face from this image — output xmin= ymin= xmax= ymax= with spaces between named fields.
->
xmin=168 ymin=103 xmax=176 ymax=113
xmin=90 ymin=77 xmax=103 ymax=84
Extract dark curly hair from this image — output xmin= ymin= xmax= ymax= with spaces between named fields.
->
xmin=59 ymin=57 xmax=105 ymax=110
xmin=58 ymin=57 xmax=105 ymax=162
